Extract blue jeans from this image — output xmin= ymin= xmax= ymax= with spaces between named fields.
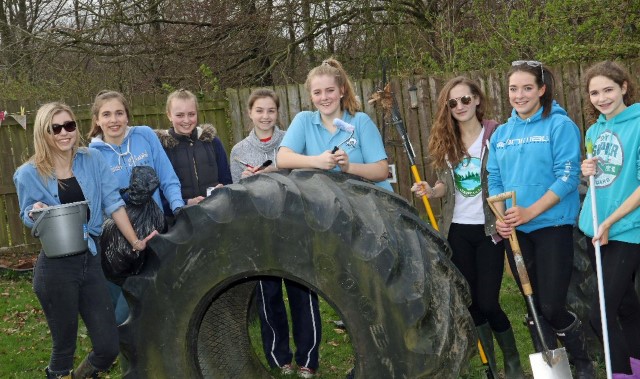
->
xmin=107 ymin=281 xmax=129 ymax=325
xmin=33 ymin=247 xmax=119 ymax=374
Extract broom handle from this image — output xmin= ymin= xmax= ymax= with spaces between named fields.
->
xmin=586 ymin=144 xmax=613 ymax=379
xmin=486 ymin=192 xmax=533 ymax=296
xmin=410 ymin=166 xmax=439 ymax=231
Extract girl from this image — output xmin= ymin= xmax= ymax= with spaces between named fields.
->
xmin=230 ymin=89 xmax=304 ymax=376
xmin=578 ymin=60 xmax=640 ymax=375
xmin=156 ymin=89 xmax=232 ymax=208
xmin=14 ymin=102 xmax=155 ymax=378
xmin=411 ymin=77 xmax=524 ymax=378
xmin=88 ymin=90 xmax=185 ymax=325
xmin=487 ymin=61 xmax=594 ymax=378
xmin=277 ymin=58 xmax=391 ymax=192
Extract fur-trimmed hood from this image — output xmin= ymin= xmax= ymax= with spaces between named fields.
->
xmin=155 ymin=124 xmax=218 ymax=149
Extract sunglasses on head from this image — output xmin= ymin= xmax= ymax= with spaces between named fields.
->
xmin=447 ymin=95 xmax=474 ymax=108
xmin=512 ymin=60 xmax=545 ymax=82
xmin=50 ymin=121 xmax=77 ymax=135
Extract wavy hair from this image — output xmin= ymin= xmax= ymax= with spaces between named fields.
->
xmin=583 ymin=60 xmax=637 ymax=125
xmin=30 ymin=102 xmax=80 ymax=179
xmin=304 ymin=57 xmax=361 ymax=115
xmin=428 ymin=77 xmax=489 ymax=170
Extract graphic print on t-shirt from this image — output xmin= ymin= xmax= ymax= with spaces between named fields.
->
xmin=593 ymin=130 xmax=622 ymax=188
xmin=454 ymin=157 xmax=481 ymax=197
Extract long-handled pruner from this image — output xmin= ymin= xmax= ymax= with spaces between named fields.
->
xmin=486 ymin=192 xmax=557 ymax=367
xmin=586 ymin=139 xmax=613 ymax=379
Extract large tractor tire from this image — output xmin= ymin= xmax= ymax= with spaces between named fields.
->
xmin=119 ymin=169 xmax=475 ymax=378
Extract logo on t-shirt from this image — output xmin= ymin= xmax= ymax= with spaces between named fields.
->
xmin=454 ymin=157 xmax=481 ymax=197
xmin=593 ymin=130 xmax=622 ymax=188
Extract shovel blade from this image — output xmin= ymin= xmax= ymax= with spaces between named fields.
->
xmin=530 ymin=348 xmax=572 ymax=379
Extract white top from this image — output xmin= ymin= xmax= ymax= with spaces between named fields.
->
xmin=451 ymin=130 xmax=485 ymax=225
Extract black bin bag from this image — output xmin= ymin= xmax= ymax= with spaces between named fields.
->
xmin=101 ymin=166 xmax=167 ymax=284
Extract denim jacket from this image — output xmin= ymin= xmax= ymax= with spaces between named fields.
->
xmin=13 ymin=147 xmax=125 ymax=255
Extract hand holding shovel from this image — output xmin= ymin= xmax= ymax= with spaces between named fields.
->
xmin=585 ymin=139 xmax=613 ymax=379
xmin=487 ymin=192 xmax=572 ymax=377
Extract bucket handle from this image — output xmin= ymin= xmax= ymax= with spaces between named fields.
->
xmin=31 ymin=208 xmax=50 ymax=238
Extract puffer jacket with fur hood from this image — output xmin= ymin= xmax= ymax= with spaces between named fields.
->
xmin=155 ymin=124 xmax=232 ymax=207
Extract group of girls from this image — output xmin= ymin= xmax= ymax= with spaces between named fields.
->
xmin=413 ymin=60 xmax=640 ymax=378
xmin=13 ymin=55 xmax=639 ymax=379
xmin=14 ymin=57 xmax=388 ymax=378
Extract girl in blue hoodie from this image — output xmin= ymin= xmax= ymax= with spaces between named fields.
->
xmin=487 ymin=61 xmax=594 ymax=378
xmin=87 ymin=90 xmax=185 ymax=325
xmin=578 ymin=61 xmax=640 ymax=375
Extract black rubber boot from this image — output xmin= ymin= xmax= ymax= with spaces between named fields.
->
xmin=555 ymin=313 xmax=596 ymax=379
xmin=476 ymin=323 xmax=498 ymax=377
xmin=73 ymin=355 xmax=103 ymax=379
xmin=494 ymin=327 xmax=525 ymax=379
xmin=45 ymin=367 xmax=72 ymax=379
xmin=524 ymin=314 xmax=558 ymax=352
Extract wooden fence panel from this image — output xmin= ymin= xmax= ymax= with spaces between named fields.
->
xmin=4 ymin=60 xmax=640 ymax=258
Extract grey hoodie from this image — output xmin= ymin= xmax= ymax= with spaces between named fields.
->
xmin=229 ymin=127 xmax=286 ymax=183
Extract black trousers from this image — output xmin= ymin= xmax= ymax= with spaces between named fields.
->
xmin=256 ymin=277 xmax=321 ymax=370
xmin=588 ymin=240 xmax=640 ymax=374
xmin=448 ymin=223 xmax=511 ymax=332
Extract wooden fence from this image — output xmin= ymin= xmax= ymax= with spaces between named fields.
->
xmin=2 ymin=58 xmax=640 ymax=260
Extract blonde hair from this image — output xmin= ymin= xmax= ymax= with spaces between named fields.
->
xmin=30 ymin=102 xmax=80 ymax=178
xmin=305 ymin=58 xmax=361 ymax=115
xmin=87 ymin=90 xmax=132 ymax=139
xmin=166 ymin=89 xmax=199 ymax=115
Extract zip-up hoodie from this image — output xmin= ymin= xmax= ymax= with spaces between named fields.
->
xmin=578 ymin=103 xmax=640 ymax=243
xmin=487 ymin=101 xmax=581 ymax=233
xmin=229 ymin=127 xmax=285 ymax=183
xmin=89 ymin=125 xmax=185 ymax=213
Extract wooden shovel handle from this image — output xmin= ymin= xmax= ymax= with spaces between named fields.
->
xmin=486 ymin=191 xmax=533 ymax=296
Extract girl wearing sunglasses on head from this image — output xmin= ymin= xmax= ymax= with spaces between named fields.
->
xmin=487 ymin=61 xmax=595 ymax=378
xmin=13 ymin=102 xmax=156 ymax=378
xmin=578 ymin=61 xmax=640 ymax=376
xmin=411 ymin=77 xmax=524 ymax=378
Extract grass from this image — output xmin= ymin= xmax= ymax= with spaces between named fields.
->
xmin=0 ymin=269 xmax=608 ymax=378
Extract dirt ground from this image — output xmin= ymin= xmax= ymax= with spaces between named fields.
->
xmin=0 ymin=250 xmax=37 ymax=271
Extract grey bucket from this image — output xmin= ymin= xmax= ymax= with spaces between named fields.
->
xmin=31 ymin=201 xmax=89 ymax=258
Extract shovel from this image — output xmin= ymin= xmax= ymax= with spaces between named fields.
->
xmin=586 ymin=139 xmax=613 ymax=379
xmin=487 ymin=191 xmax=572 ymax=378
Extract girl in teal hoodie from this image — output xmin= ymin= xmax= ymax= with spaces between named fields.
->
xmin=487 ymin=61 xmax=594 ymax=378
xmin=578 ymin=60 xmax=640 ymax=375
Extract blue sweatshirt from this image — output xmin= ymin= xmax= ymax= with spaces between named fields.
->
xmin=487 ymin=101 xmax=581 ymax=233
xmin=88 ymin=125 xmax=185 ymax=212
xmin=13 ymin=148 xmax=125 ymax=255
xmin=579 ymin=103 xmax=640 ymax=243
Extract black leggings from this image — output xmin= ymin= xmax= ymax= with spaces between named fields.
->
xmin=505 ymin=225 xmax=575 ymax=330
xmin=448 ymin=223 xmax=511 ymax=332
xmin=587 ymin=240 xmax=640 ymax=374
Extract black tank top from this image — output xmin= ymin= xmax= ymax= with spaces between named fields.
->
xmin=58 ymin=177 xmax=90 ymax=220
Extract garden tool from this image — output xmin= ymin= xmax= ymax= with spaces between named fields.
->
xmin=331 ymin=119 xmax=355 ymax=153
xmin=487 ymin=191 xmax=572 ymax=378
xmin=586 ymin=139 xmax=613 ymax=379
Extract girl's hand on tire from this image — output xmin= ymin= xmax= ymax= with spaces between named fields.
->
xmin=187 ymin=196 xmax=205 ymax=205
xmin=315 ymin=151 xmax=338 ymax=170
xmin=334 ymin=149 xmax=350 ymax=173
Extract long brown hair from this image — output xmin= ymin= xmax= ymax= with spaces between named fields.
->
xmin=304 ymin=58 xmax=360 ymax=115
xmin=583 ymin=60 xmax=637 ymax=125
xmin=87 ymin=90 xmax=132 ymax=139
xmin=30 ymin=102 xmax=80 ymax=179
xmin=428 ymin=77 xmax=489 ymax=170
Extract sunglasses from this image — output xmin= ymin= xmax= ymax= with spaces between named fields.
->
xmin=512 ymin=60 xmax=545 ymax=82
xmin=447 ymin=95 xmax=474 ymax=108
xmin=50 ymin=121 xmax=77 ymax=135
